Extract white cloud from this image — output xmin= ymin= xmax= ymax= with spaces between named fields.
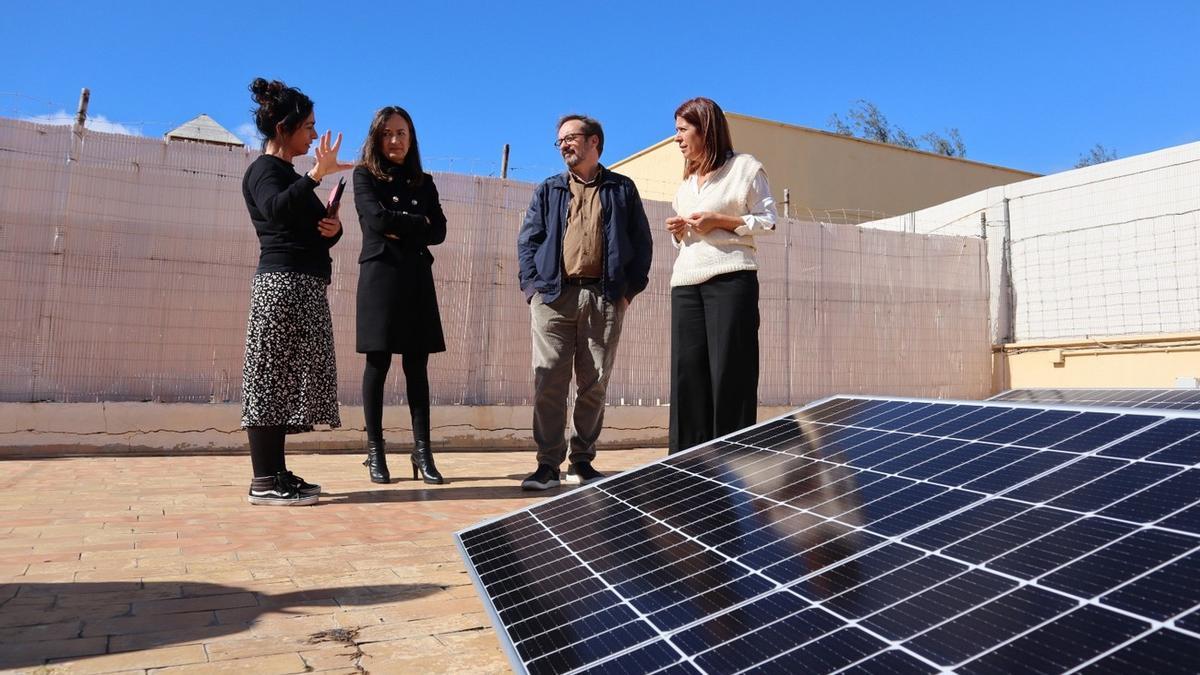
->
xmin=21 ymin=110 xmax=142 ymax=136
xmin=234 ymin=122 xmax=261 ymax=147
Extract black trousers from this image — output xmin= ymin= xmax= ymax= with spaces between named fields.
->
xmin=669 ymin=271 xmax=759 ymax=454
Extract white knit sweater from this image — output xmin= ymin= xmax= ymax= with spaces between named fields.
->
xmin=670 ymin=153 xmax=773 ymax=287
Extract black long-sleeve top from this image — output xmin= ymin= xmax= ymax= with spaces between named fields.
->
xmin=352 ymin=162 xmax=447 ymax=265
xmin=242 ymin=154 xmax=343 ymax=280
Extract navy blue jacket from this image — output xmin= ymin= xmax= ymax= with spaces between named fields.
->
xmin=517 ymin=167 xmax=653 ymax=304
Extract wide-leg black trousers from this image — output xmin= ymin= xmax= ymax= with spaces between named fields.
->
xmin=669 ymin=270 xmax=760 ymax=454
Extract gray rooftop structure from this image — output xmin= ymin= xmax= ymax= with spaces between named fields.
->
xmin=164 ymin=113 xmax=244 ymax=147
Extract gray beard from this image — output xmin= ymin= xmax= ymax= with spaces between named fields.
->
xmin=563 ymin=153 xmax=580 ymax=167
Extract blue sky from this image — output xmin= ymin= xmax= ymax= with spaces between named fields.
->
xmin=3 ymin=1 xmax=1197 ymax=179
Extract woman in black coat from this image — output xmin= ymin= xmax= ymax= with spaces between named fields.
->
xmin=354 ymin=106 xmax=447 ymax=484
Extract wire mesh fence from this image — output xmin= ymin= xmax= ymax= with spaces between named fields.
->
xmin=860 ymin=142 xmax=1200 ymax=343
xmin=0 ymin=117 xmax=992 ymax=406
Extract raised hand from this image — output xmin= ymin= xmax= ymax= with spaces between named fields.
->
xmin=311 ymin=131 xmax=354 ymax=182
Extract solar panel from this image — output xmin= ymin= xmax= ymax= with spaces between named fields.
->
xmin=456 ymin=396 xmax=1200 ymax=674
xmin=991 ymin=388 xmax=1200 ymax=411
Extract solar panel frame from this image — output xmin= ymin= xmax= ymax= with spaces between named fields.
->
xmin=456 ymin=395 xmax=1200 ymax=674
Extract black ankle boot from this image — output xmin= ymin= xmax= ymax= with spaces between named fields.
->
xmin=410 ymin=441 xmax=443 ymax=484
xmin=363 ymin=440 xmax=390 ymax=484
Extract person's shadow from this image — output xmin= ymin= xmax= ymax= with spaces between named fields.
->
xmin=0 ymin=580 xmax=441 ymax=670
xmin=321 ymin=473 xmax=577 ymax=503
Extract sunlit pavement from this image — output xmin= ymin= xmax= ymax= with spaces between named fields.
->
xmin=0 ymin=447 xmax=665 ymax=674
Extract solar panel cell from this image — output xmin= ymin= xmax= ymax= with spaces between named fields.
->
xmin=1050 ymin=414 xmax=1159 ymax=453
xmin=941 ymin=507 xmax=1077 ymax=564
xmin=820 ymin=555 xmax=967 ymax=620
xmin=960 ymin=450 xmax=1075 ymax=493
xmin=977 ymin=409 xmax=1076 ymax=445
xmin=1095 ymin=418 xmax=1200 ymax=459
xmin=1003 ymin=457 xmax=1126 ymax=504
xmin=926 ymin=446 xmax=1032 ymax=487
xmin=1075 ymin=628 xmax=1200 ymax=675
xmin=791 ymin=544 xmax=924 ymax=602
xmin=906 ymin=586 xmax=1075 ymax=666
xmin=837 ymin=649 xmax=938 ymax=674
xmin=1101 ymin=551 xmax=1200 ymax=619
xmin=748 ymin=626 xmax=887 ymax=674
xmin=1099 ymin=470 xmax=1200 ymax=523
xmin=985 ymin=517 xmax=1137 ymax=579
xmin=902 ymin=499 xmax=1029 ymax=550
xmin=1047 ymin=463 xmax=1182 ymax=512
xmin=573 ymin=640 xmax=685 ymax=675
xmin=690 ymin=607 xmax=844 ymax=672
xmin=1144 ymin=429 xmax=1200 ymax=465
xmin=1040 ymin=529 xmax=1198 ymax=598
xmin=958 ymin=605 xmax=1148 ymax=674
xmin=860 ymin=569 xmax=1020 ymax=641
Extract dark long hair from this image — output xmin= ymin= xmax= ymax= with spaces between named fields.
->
xmin=675 ymin=97 xmax=734 ymax=178
xmin=248 ymin=78 xmax=313 ymax=152
xmin=359 ymin=106 xmax=424 ymax=184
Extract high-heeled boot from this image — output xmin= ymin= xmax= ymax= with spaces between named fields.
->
xmin=363 ymin=439 xmax=390 ymax=484
xmin=410 ymin=440 xmax=443 ymax=484
xmin=409 ymin=407 xmax=443 ymax=484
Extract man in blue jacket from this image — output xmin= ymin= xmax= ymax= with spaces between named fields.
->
xmin=517 ymin=114 xmax=653 ymax=490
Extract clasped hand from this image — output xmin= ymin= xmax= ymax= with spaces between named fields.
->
xmin=666 ymin=211 xmax=723 ymax=237
xmin=317 ymin=216 xmax=341 ymax=238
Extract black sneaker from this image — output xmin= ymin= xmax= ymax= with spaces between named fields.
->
xmin=282 ymin=471 xmax=320 ymax=497
xmin=521 ymin=464 xmax=561 ymax=491
xmin=567 ymin=462 xmax=605 ymax=486
xmin=248 ymin=472 xmax=318 ymax=506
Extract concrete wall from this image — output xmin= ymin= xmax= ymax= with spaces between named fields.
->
xmin=611 ymin=112 xmax=1038 ymax=222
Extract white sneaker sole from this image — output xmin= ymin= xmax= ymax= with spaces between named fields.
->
xmin=248 ymin=494 xmax=319 ymax=506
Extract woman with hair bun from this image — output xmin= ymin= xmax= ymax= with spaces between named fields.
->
xmin=666 ymin=97 xmax=777 ymax=454
xmin=353 ymin=106 xmax=447 ymax=485
xmin=240 ymin=77 xmax=352 ymax=506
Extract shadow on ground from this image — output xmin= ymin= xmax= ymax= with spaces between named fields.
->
xmin=0 ymin=580 xmax=441 ymax=669
xmin=323 ymin=484 xmax=571 ymax=504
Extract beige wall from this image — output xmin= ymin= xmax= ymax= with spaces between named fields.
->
xmin=995 ymin=333 xmax=1200 ymax=392
xmin=612 ymin=113 xmax=1038 ymax=222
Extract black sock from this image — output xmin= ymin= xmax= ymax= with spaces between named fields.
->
xmin=247 ymin=426 xmax=286 ymax=478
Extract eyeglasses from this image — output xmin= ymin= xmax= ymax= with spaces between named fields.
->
xmin=554 ymin=132 xmax=590 ymax=148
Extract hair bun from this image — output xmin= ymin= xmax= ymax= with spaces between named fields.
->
xmin=249 ymin=77 xmax=286 ymax=106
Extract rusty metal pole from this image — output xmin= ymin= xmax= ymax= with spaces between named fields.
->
xmin=69 ymin=87 xmax=90 ymax=162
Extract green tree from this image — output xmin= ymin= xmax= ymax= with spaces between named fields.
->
xmin=828 ymin=100 xmax=966 ymax=157
xmin=1075 ymin=144 xmax=1118 ymax=168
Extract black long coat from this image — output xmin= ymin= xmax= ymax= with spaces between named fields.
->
xmin=353 ymin=162 xmax=447 ymax=354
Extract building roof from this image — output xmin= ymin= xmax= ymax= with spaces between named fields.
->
xmin=164 ymin=114 xmax=244 ymax=147
xmin=613 ymin=111 xmax=1038 ymax=177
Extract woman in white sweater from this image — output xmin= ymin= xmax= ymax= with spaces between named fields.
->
xmin=666 ymin=97 xmax=778 ymax=453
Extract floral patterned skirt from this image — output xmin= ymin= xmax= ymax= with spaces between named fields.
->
xmin=241 ymin=272 xmax=340 ymax=433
